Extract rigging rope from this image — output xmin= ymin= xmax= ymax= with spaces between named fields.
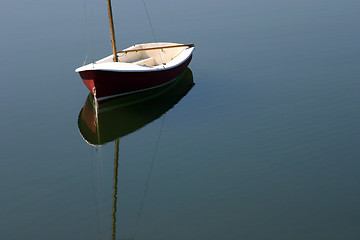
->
xmin=91 ymin=146 xmax=106 ymax=239
xmin=132 ymin=114 xmax=166 ymax=239
xmin=142 ymin=0 xmax=158 ymax=44
xmin=141 ymin=0 xmax=164 ymax=64
xmin=83 ymin=0 xmax=95 ymax=65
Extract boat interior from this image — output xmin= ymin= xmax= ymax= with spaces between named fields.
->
xmin=96 ymin=43 xmax=192 ymax=67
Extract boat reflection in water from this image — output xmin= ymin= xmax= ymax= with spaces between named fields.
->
xmin=78 ymin=68 xmax=194 ymax=146
xmin=77 ymin=68 xmax=194 ymax=239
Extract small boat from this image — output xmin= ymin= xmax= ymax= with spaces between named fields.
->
xmin=75 ymin=0 xmax=194 ymax=103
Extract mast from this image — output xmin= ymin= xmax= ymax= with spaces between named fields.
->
xmin=106 ymin=0 xmax=118 ymax=62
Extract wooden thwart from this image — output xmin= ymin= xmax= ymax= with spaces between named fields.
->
xmin=117 ymin=43 xmax=194 ymax=54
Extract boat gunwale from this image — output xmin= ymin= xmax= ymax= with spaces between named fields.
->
xmin=76 ymin=46 xmax=194 ymax=73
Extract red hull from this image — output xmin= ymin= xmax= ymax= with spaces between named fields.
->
xmin=79 ymin=55 xmax=192 ymax=102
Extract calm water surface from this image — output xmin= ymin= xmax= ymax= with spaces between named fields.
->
xmin=1 ymin=0 xmax=360 ymax=239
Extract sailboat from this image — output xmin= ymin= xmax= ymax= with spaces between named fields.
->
xmin=75 ymin=0 xmax=195 ymax=103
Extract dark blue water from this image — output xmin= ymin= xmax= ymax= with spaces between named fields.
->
xmin=1 ymin=0 xmax=360 ymax=239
